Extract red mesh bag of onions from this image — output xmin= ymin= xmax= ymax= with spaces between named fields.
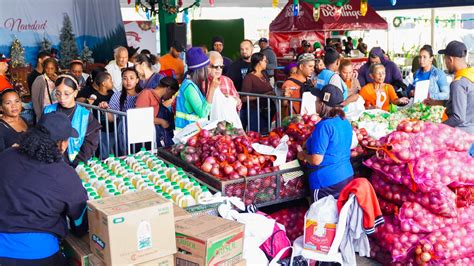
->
xmin=398 ymin=202 xmax=474 ymax=234
xmin=373 ymin=121 xmax=474 ymax=165
xmin=371 ymin=216 xmax=427 ymax=262
xmin=371 ymin=173 xmax=457 ymax=217
xmin=413 ymin=221 xmax=474 ymax=265
xmin=410 ymin=150 xmax=474 ymax=193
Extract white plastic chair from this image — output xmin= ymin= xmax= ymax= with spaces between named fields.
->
xmin=301 ymin=194 xmax=356 ymax=265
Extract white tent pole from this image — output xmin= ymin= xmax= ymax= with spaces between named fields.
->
xmin=431 ymin=8 xmax=436 ymax=51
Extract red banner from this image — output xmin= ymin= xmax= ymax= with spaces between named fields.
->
xmin=270 ymin=31 xmax=325 ymax=59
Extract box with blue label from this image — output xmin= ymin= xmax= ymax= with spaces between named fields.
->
xmin=87 ymin=190 xmax=176 ymax=265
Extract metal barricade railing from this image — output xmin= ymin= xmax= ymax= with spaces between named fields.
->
xmin=77 ymin=102 xmax=128 ymax=158
xmin=238 ymin=91 xmax=302 ymax=134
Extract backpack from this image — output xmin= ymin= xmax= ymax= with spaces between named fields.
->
xmin=287 ymin=78 xmax=313 ymax=93
xmin=259 ymin=212 xmax=292 ymax=260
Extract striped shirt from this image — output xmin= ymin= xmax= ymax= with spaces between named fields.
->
xmin=108 ymin=91 xmax=138 ymax=112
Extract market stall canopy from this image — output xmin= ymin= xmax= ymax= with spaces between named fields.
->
xmin=371 ymin=0 xmax=474 ymax=10
xmin=270 ymin=0 xmax=388 ymax=32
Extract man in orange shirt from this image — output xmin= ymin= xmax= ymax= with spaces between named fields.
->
xmin=0 ymin=54 xmax=13 ymax=92
xmin=282 ymin=53 xmax=315 ymax=116
xmin=159 ymin=41 xmax=185 ymax=81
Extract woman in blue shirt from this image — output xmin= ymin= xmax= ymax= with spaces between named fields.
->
xmin=297 ymin=84 xmax=354 ymax=201
xmin=407 ymin=45 xmax=449 ymax=101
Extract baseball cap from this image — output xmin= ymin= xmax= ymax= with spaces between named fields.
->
xmin=38 ymin=112 xmax=79 ymax=141
xmin=438 ymin=41 xmax=467 ymax=58
xmin=171 ymin=40 xmax=185 ymax=52
xmin=311 ymin=84 xmax=344 ymax=107
xmin=258 ymin=37 xmax=268 ymax=43
xmin=0 ymin=53 xmax=11 ymax=63
xmin=297 ymin=53 xmax=315 ymax=65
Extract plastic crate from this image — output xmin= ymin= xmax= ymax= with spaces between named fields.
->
xmin=157 ymin=148 xmax=307 ymax=207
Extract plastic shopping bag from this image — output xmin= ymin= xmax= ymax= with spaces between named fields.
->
xmin=210 ymin=87 xmax=243 ymax=129
xmin=303 ymin=195 xmax=339 ymax=253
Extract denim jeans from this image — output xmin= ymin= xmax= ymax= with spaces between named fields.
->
xmin=240 ymin=107 xmax=270 ymax=134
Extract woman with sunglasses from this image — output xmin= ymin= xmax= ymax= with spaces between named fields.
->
xmin=136 ymin=76 xmax=179 ymax=147
xmin=0 ymin=89 xmax=28 ymax=152
xmin=43 ymin=74 xmax=101 ymax=167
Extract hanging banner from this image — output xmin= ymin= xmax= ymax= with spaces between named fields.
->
xmin=0 ymin=0 xmax=127 ymax=65
xmin=270 ymin=31 xmax=325 ymax=58
xmin=124 ymin=21 xmax=157 ymax=55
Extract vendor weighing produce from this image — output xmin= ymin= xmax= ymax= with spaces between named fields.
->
xmin=298 ymin=84 xmax=354 ymax=201
xmin=0 ymin=112 xmax=88 ymax=265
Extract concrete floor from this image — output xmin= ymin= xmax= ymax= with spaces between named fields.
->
xmin=356 ymin=255 xmax=382 ymax=266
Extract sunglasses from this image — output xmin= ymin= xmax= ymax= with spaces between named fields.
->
xmin=210 ymin=65 xmax=224 ymax=69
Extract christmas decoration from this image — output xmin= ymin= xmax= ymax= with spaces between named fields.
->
xmin=134 ymin=0 xmax=201 ymax=18
xmin=59 ymin=13 xmax=79 ymax=69
xmin=272 ymin=0 xmax=279 ymax=8
xmin=293 ymin=0 xmax=299 ymax=16
xmin=313 ymin=4 xmax=321 ymax=21
xmin=360 ymin=0 xmax=368 ymax=16
xmin=39 ymin=36 xmax=52 ymax=54
xmin=10 ymin=38 xmax=26 ymax=68
xmin=333 ymin=2 xmax=343 ymax=21
xmin=80 ymin=42 xmax=94 ymax=64
xmin=303 ymin=0 xmax=348 ymax=20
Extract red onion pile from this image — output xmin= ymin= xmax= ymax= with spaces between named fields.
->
xmin=375 ymin=121 xmax=474 ymax=165
xmin=372 ymin=216 xmax=427 ymax=262
xmin=399 ymin=202 xmax=474 ymax=234
xmin=371 ymin=173 xmax=457 ymax=217
xmin=414 ymin=222 xmax=474 ymax=265
xmin=365 ymin=121 xmax=474 ymax=264
xmin=269 ymin=206 xmax=307 ymax=241
xmin=169 ymin=117 xmax=319 ymax=204
xmin=351 ymin=127 xmax=382 ymax=158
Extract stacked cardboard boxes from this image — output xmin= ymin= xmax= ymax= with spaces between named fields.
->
xmin=174 ymin=215 xmax=245 ymax=266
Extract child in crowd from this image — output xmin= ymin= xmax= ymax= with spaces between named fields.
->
xmin=359 ymin=64 xmax=409 ymax=111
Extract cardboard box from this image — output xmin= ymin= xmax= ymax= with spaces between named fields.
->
xmin=87 ymin=190 xmax=176 ymax=265
xmin=232 ymin=259 xmax=246 ymax=266
xmin=175 ymin=215 xmax=244 ymax=266
xmin=303 ymin=217 xmax=336 ymax=254
xmin=90 ymin=254 xmax=175 ymax=266
xmin=63 ymin=234 xmax=92 ymax=266
xmin=175 ymin=252 xmax=202 ymax=266
xmin=173 ymin=204 xmax=192 ymax=222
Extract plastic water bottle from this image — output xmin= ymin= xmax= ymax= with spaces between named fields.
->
xmin=179 ymin=191 xmax=197 ymax=208
xmin=191 ymin=181 xmax=203 ymax=198
xmin=197 ymin=186 xmax=213 ymax=203
xmin=170 ymin=185 xmax=182 ymax=202
xmin=76 ymin=162 xmax=87 ymax=180
xmin=178 ymin=176 xmax=190 ymax=190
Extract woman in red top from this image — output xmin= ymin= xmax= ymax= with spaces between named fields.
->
xmin=135 ymin=76 xmax=179 ymax=147
xmin=241 ymin=52 xmax=275 ymax=133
